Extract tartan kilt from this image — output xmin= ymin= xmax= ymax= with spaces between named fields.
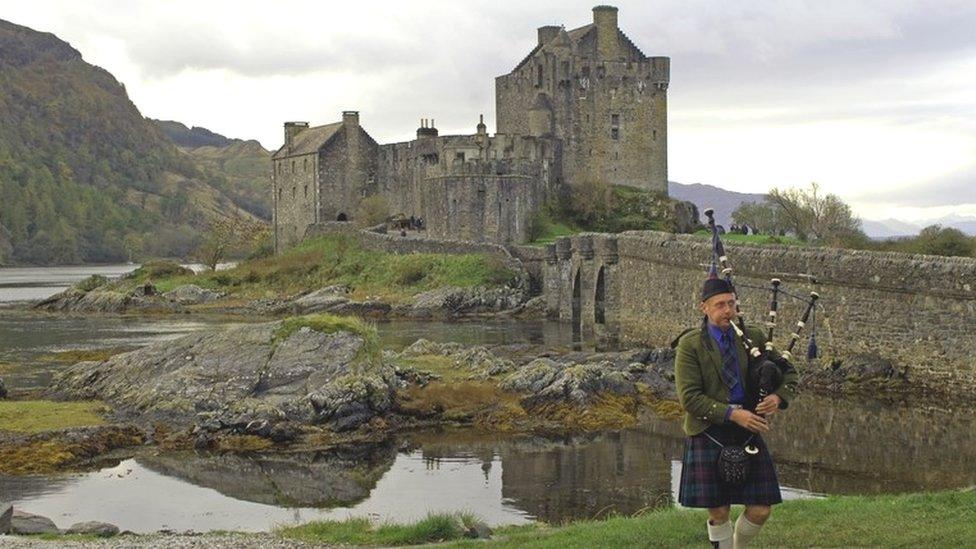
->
xmin=678 ymin=424 xmax=782 ymax=508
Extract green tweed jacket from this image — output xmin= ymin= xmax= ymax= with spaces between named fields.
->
xmin=674 ymin=320 xmax=799 ymax=436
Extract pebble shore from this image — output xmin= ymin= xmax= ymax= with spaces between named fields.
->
xmin=0 ymin=533 xmax=337 ymax=548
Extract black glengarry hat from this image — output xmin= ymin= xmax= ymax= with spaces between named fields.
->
xmin=701 ymin=277 xmax=734 ymax=302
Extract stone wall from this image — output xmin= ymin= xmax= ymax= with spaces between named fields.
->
xmin=272 ymin=151 xmax=318 ymax=251
xmin=544 ymin=231 xmax=976 ymax=389
xmin=318 ymin=125 xmax=379 ymax=224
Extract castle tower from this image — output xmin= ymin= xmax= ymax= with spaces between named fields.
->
xmin=494 ymin=5 xmax=669 ymax=193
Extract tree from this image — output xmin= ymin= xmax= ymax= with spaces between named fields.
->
xmin=732 ymin=201 xmax=783 ymax=235
xmin=910 ymin=225 xmax=974 ymax=257
xmin=568 ymin=178 xmax=613 ymax=226
xmin=766 ymin=183 xmax=863 ymax=244
xmin=355 ymin=195 xmax=391 ymax=228
xmin=193 ymin=217 xmax=267 ymax=271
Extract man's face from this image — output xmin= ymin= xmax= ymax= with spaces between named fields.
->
xmin=701 ymin=292 xmax=737 ymax=329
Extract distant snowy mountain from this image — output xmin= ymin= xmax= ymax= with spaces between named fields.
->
xmin=861 ymin=215 xmax=976 ymax=239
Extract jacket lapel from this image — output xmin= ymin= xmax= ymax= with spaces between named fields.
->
xmin=701 ymin=327 xmax=725 ymax=385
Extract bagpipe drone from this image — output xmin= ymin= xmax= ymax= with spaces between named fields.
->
xmin=702 ymin=208 xmax=820 ymax=415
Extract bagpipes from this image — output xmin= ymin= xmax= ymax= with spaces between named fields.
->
xmin=702 ymin=208 xmax=820 ymax=415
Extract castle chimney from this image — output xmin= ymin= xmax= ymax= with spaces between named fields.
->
xmin=342 ymin=111 xmax=359 ymax=127
xmin=537 ymin=25 xmax=560 ymax=46
xmin=593 ymin=5 xmax=619 ymax=60
xmin=284 ymin=121 xmax=309 ymax=149
xmin=476 ymin=114 xmax=487 ymax=136
xmin=417 ymin=117 xmax=438 ymax=139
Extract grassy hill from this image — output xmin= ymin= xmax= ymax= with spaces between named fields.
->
xmin=0 ymin=18 xmax=263 ymax=265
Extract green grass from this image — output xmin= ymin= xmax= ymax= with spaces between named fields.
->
xmin=278 ymin=512 xmax=478 ymax=545
xmin=117 ymin=235 xmax=517 ymax=303
xmin=528 ymin=212 xmax=580 ymax=245
xmin=693 ymin=229 xmax=807 ymax=247
xmin=0 ymin=400 xmax=108 ymax=433
xmin=274 ymin=313 xmax=380 ymax=359
xmin=275 ymin=490 xmax=976 ymax=548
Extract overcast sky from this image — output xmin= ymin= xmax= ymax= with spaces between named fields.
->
xmin=3 ymin=0 xmax=975 ymax=222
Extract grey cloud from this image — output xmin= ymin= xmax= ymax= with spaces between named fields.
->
xmin=852 ymin=166 xmax=976 ymax=207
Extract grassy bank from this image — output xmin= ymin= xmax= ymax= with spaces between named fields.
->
xmin=692 ymin=229 xmax=806 ymax=247
xmin=114 ymin=234 xmax=517 ymax=303
xmin=0 ymin=400 xmax=107 ymax=433
xmin=276 ymin=489 xmax=975 ymax=547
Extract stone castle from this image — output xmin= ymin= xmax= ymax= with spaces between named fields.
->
xmin=272 ymin=6 xmax=669 ymax=252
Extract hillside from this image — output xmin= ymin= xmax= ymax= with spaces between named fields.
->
xmin=0 ymin=18 xmax=261 ymax=265
xmin=154 ymin=119 xmax=238 ymax=148
xmin=668 ymin=181 xmax=765 ymax=227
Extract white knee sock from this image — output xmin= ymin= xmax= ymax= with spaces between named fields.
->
xmin=733 ymin=514 xmax=764 ymax=548
xmin=707 ymin=519 xmax=733 ymax=549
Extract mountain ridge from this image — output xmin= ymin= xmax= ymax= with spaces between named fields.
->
xmin=0 ymin=18 xmax=264 ymax=265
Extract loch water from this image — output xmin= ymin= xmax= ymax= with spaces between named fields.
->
xmin=1 ymin=266 xmax=973 ymax=533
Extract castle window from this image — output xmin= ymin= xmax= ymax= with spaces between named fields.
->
xmin=582 ymin=66 xmax=590 ymax=78
xmin=277 ymin=188 xmax=282 ymax=201
xmin=455 ymin=152 xmax=465 ymax=162
xmin=611 ymin=128 xmax=619 ymax=140
xmin=653 ymin=129 xmax=657 ymax=141
xmin=611 ymin=114 xmax=620 ymax=125
xmin=304 ymin=158 xmax=308 ymax=172
xmin=291 ymin=160 xmax=295 ymax=173
xmin=304 ymin=185 xmax=308 ymax=198
xmin=562 ymin=61 xmax=570 ymax=78
xmin=292 ymin=186 xmax=296 ymax=198
xmin=536 ymin=65 xmax=543 ymax=87
xmin=611 ymin=113 xmax=620 ymax=140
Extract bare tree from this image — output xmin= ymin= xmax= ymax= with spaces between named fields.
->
xmin=193 ymin=217 xmax=267 ymax=271
xmin=766 ymin=183 xmax=862 ymax=243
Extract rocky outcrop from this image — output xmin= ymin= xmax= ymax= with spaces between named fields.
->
xmin=500 ymin=348 xmax=676 ymax=405
xmin=33 ymin=286 xmax=183 ymax=314
xmin=397 ymin=338 xmax=517 ymax=380
xmin=10 ymin=510 xmax=58 ymax=535
xmin=0 ymin=502 xmax=11 ymax=534
xmin=161 ymin=284 xmax=223 ymax=305
xmin=288 ymin=287 xmax=392 ymax=317
xmin=402 ymin=286 xmax=527 ymax=317
xmin=65 ymin=521 xmax=120 ymax=537
xmin=48 ymin=320 xmax=396 ymax=433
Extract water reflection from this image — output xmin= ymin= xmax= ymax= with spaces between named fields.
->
xmin=3 ymin=400 xmax=973 ymax=534
xmin=641 ymin=393 xmax=976 ymax=495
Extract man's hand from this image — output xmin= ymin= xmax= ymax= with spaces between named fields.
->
xmin=755 ymin=394 xmax=782 ymax=416
xmin=730 ymin=409 xmax=770 ymax=433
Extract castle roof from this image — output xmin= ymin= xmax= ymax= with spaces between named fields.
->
xmin=272 ymin=121 xmax=343 ymax=159
xmin=510 ymin=22 xmax=646 ymax=73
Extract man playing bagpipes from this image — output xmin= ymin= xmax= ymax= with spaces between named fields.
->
xmin=672 ymin=209 xmax=816 ymax=548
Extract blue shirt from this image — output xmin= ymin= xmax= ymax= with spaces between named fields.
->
xmin=707 ymin=322 xmax=746 ymax=422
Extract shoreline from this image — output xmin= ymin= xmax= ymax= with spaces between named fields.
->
xmin=2 ymin=489 xmax=973 ymax=547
